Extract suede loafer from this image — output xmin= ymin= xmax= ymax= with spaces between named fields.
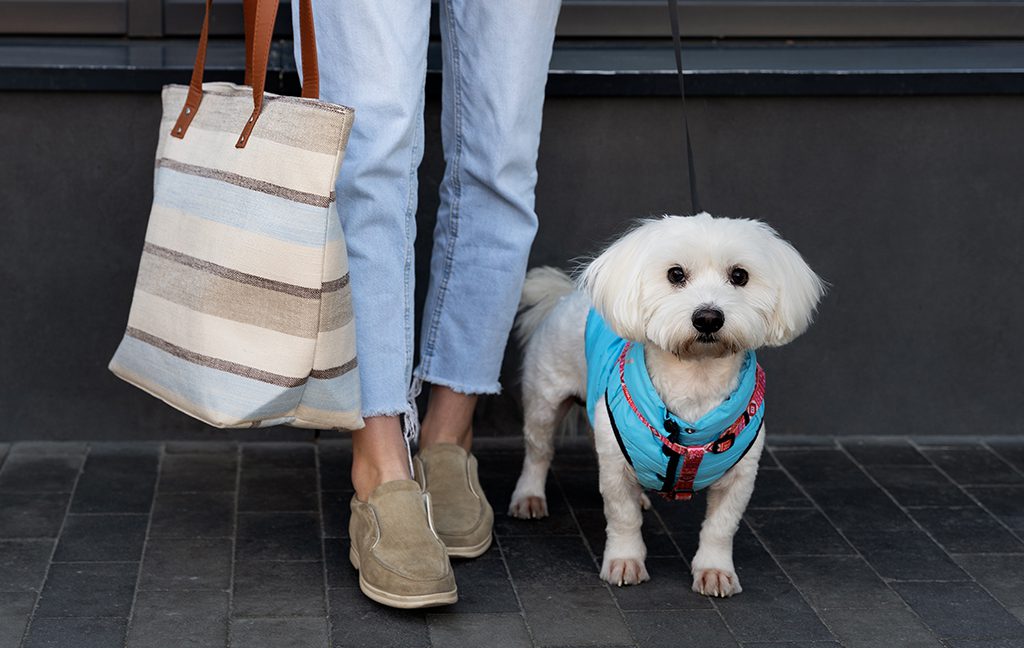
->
xmin=413 ymin=444 xmax=494 ymax=558
xmin=348 ymin=480 xmax=458 ymax=608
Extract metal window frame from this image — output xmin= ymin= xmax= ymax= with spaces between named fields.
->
xmin=3 ymin=0 xmax=1024 ymax=38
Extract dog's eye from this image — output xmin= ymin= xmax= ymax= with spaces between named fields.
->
xmin=667 ymin=266 xmax=687 ymax=286
xmin=729 ymin=267 xmax=749 ymax=287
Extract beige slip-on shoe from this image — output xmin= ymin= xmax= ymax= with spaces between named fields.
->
xmin=348 ymin=480 xmax=458 ymax=608
xmin=413 ymin=444 xmax=494 ymax=558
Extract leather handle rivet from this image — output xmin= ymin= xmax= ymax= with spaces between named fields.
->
xmin=185 ymin=106 xmax=192 ymax=115
xmin=175 ymin=126 xmax=182 ymax=134
xmin=248 ymin=116 xmax=254 ymax=123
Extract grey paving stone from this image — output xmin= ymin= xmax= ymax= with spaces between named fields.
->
xmin=624 ymin=609 xmax=738 ymax=647
xmin=893 ymin=581 xmax=1024 ymax=640
xmin=967 ymin=485 xmax=1024 ymax=533
xmin=986 ymin=440 xmax=1024 ymax=475
xmin=842 ymin=526 xmax=968 ymax=581
xmin=139 ymin=538 xmax=232 ymax=590
xmin=34 ymin=562 xmax=138 ymax=618
xmin=237 ymin=512 xmax=321 ymax=561
xmin=126 ymin=590 xmax=229 ymax=648
xmin=575 ymin=507 xmax=679 ymax=559
xmin=328 ymin=587 xmax=429 ymax=648
xmin=233 ymin=560 xmax=326 ymax=617
xmin=164 ymin=442 xmax=238 ymax=454
xmin=909 ymin=506 xmax=1024 ymax=553
xmin=158 ymin=453 xmax=238 ymax=492
xmin=747 ymin=468 xmax=813 ymax=509
xmin=320 ymin=490 xmax=352 ymax=539
xmin=0 ymin=492 xmax=71 ymax=538
xmin=149 ymin=491 xmax=235 ymax=538
xmin=744 ymin=508 xmax=855 ymax=556
xmin=242 ymin=443 xmax=316 ymax=471
xmin=0 ymin=615 xmax=28 ymax=648
xmin=841 ymin=438 xmax=929 ymax=466
xmin=70 ymin=449 xmax=159 ymax=514
xmin=775 ymin=555 xmax=904 ymax=610
xmin=943 ymin=640 xmax=1024 ymax=648
xmin=817 ymin=607 xmax=941 ymax=648
xmin=22 ymin=617 xmax=127 ymax=648
xmin=231 ymin=617 xmax=328 ymax=648
xmin=952 ymin=554 xmax=1024 ymax=610
xmin=866 ymin=465 xmax=974 ymax=507
xmin=322 ymin=539 xmax=358 ymax=589
xmin=0 ymin=539 xmax=55 ymax=592
xmin=742 ymin=643 xmax=842 ymax=647
xmin=518 ymin=584 xmax=633 ymax=647
xmin=493 ymin=485 xmax=581 ymax=538
xmin=608 ymin=556 xmax=712 ymax=611
xmin=552 ymin=469 xmax=604 ymax=510
xmin=431 ymin=558 xmax=520 ymax=614
xmin=427 ymin=612 xmax=531 ymax=648
xmin=713 ymin=532 xmax=833 ymax=643
xmin=0 ymin=592 xmax=36 ymax=617
xmin=317 ymin=446 xmax=351 ymax=492
xmin=239 ymin=469 xmax=318 ymax=512
xmin=10 ymin=443 xmax=88 ymax=456
xmin=52 ymin=513 xmax=148 ymax=563
xmin=0 ymin=444 xmax=8 ymax=467
xmin=921 ymin=447 xmax=1024 ymax=486
xmin=501 ymin=536 xmax=600 ymax=588
xmin=0 ymin=455 xmax=83 ymax=492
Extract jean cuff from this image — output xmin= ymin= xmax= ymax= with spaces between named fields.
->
xmin=412 ymin=370 xmax=503 ymax=396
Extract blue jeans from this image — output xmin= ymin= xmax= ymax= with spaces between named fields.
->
xmin=293 ymin=0 xmax=561 ymax=432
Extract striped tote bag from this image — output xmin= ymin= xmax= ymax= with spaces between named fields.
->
xmin=110 ymin=0 xmax=362 ymax=431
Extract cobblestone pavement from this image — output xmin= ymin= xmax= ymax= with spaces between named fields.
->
xmin=0 ymin=437 xmax=1022 ymax=648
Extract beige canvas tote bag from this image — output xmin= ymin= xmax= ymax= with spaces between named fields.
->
xmin=110 ymin=0 xmax=362 ymax=430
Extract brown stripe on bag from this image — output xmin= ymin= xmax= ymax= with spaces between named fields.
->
xmin=321 ymin=274 xmax=350 ymax=293
xmin=157 ymin=158 xmax=334 ymax=207
xmin=320 ymin=289 xmax=353 ymax=332
xmin=309 ymin=358 xmax=358 ymax=380
xmin=125 ymin=327 xmax=309 ymax=388
xmin=143 ymin=242 xmax=347 ymax=300
xmin=136 ymin=253 xmax=323 ymax=338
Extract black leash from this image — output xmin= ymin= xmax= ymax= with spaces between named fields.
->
xmin=667 ymin=0 xmax=701 ymax=214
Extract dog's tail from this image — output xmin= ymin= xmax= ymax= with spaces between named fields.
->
xmin=515 ymin=266 xmax=575 ymax=345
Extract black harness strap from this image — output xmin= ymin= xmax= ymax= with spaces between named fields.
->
xmin=605 ymin=390 xmax=635 ymax=468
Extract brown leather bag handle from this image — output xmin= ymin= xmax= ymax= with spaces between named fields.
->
xmin=170 ymin=0 xmax=320 ymax=149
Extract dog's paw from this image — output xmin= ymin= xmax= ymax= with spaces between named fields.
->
xmin=508 ymin=495 xmax=548 ymax=519
xmin=639 ymin=493 xmax=652 ymax=510
xmin=692 ymin=568 xmax=742 ymax=597
xmin=600 ymin=557 xmax=650 ymax=587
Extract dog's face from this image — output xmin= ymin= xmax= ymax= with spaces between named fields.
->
xmin=580 ymin=213 xmax=825 ymax=358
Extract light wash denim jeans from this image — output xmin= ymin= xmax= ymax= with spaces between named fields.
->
xmin=293 ymin=1 xmax=561 ymax=433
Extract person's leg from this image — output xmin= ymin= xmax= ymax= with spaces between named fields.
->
xmin=294 ymin=1 xmax=430 ymax=499
xmin=294 ymin=0 xmax=457 ymax=609
xmin=416 ymin=0 xmax=562 ymax=437
xmin=412 ymin=0 xmax=560 ymax=561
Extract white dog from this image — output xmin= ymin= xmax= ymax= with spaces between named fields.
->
xmin=508 ymin=213 xmax=824 ymax=596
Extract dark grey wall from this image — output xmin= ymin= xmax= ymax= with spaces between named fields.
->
xmin=2 ymin=92 xmax=1022 ymax=440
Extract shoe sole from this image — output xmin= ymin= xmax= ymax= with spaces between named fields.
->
xmin=443 ymin=531 xmax=493 ymax=559
xmin=349 ymin=547 xmax=458 ymax=609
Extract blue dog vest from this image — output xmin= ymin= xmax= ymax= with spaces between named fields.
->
xmin=584 ymin=309 xmax=765 ymax=500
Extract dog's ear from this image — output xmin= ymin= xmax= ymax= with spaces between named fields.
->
xmin=578 ymin=227 xmax=650 ymax=341
xmin=761 ymin=223 xmax=826 ymax=346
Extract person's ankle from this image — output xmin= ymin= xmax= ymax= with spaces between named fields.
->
xmin=351 ymin=416 xmax=413 ymax=501
xmin=419 ymin=422 xmax=473 ymax=452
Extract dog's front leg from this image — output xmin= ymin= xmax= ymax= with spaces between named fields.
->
xmin=691 ymin=431 xmax=765 ymax=597
xmin=594 ymin=402 xmax=650 ymax=586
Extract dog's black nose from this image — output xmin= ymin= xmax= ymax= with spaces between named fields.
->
xmin=692 ymin=308 xmax=724 ymax=334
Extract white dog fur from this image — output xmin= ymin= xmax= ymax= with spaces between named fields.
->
xmin=509 ymin=213 xmax=824 ymax=596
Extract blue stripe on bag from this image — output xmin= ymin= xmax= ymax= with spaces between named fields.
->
xmin=153 ymin=169 xmax=343 ymax=247
xmin=114 ymin=335 xmax=302 ymax=421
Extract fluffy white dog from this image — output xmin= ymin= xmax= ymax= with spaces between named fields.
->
xmin=508 ymin=213 xmax=824 ymax=596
